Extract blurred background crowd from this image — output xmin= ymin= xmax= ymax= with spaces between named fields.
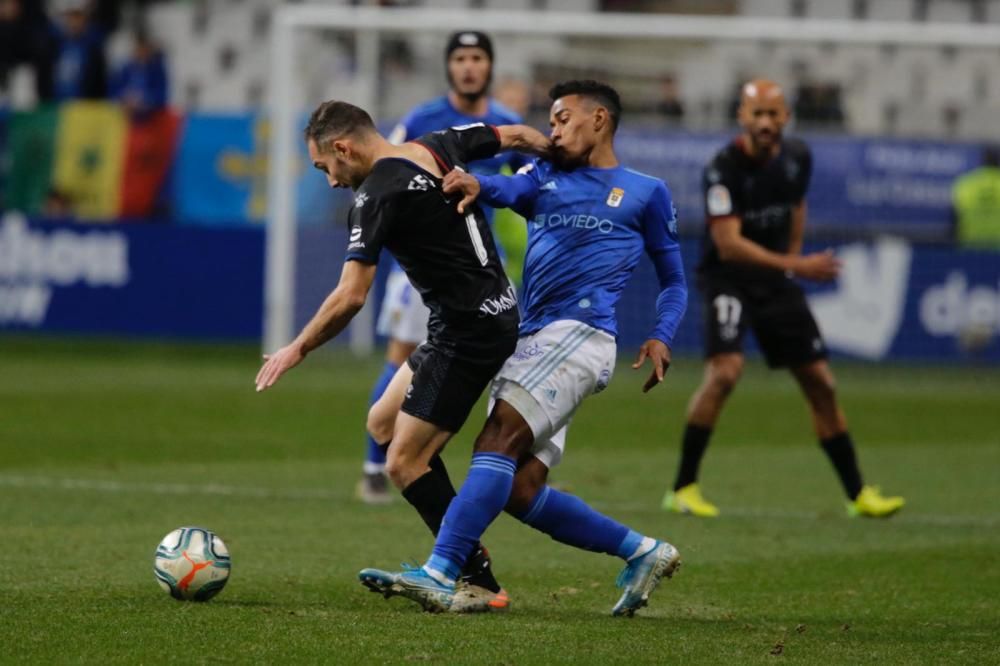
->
xmin=0 ymin=0 xmax=997 ymax=359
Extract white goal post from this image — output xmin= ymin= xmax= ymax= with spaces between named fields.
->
xmin=264 ymin=5 xmax=1000 ymax=354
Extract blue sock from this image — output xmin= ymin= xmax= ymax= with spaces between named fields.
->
xmin=516 ymin=485 xmax=644 ymax=560
xmin=363 ymin=361 xmax=398 ymax=471
xmin=426 ymin=453 xmax=517 ymax=583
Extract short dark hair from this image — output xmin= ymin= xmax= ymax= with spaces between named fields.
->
xmin=303 ymin=100 xmax=376 ymax=151
xmin=549 ymin=80 xmax=622 ymax=132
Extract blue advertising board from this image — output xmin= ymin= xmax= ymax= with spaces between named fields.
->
xmin=0 ymin=215 xmax=263 ymax=339
xmin=616 ymin=129 xmax=980 ymax=237
xmin=3 ymin=217 xmax=996 ymax=362
xmin=615 ymin=237 xmax=1000 ymax=362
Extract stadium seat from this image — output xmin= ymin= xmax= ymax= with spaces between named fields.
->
xmin=892 ymin=103 xmax=945 ymax=137
xmin=926 ymin=0 xmax=974 ymax=22
xmin=956 ymin=106 xmax=1000 ymax=141
xmin=805 ymin=0 xmax=853 ymax=19
xmin=739 ymin=0 xmax=792 ymax=18
xmin=866 ymin=0 xmax=915 ymax=21
xmin=986 ymin=0 xmax=1000 ymax=22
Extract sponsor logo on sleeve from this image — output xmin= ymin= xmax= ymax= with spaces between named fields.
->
xmin=354 ymin=192 xmax=370 ymax=209
xmin=706 ymin=184 xmax=732 ymax=216
xmin=450 ymin=122 xmax=485 ymax=131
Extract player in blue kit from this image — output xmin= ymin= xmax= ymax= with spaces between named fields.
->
xmin=359 ymin=30 xmax=524 ymax=505
xmin=360 ymin=81 xmax=688 ymax=616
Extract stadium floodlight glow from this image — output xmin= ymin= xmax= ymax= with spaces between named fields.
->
xmin=264 ymin=6 xmax=1000 ymax=354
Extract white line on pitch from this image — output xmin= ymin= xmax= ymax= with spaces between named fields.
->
xmin=1 ymin=474 xmax=997 ymax=528
xmin=0 ymin=474 xmax=340 ymax=501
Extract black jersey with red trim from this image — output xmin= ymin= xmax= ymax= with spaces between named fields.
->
xmin=697 ymin=136 xmax=812 ymax=283
xmin=345 ymin=123 xmax=519 ymax=346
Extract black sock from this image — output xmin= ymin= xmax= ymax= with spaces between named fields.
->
xmin=820 ymin=432 xmax=864 ymax=500
xmin=673 ymin=423 xmax=713 ymax=490
xmin=400 ymin=466 xmax=454 ymax=537
xmin=400 ymin=458 xmax=496 ymax=586
xmin=427 ymin=454 xmax=455 ymax=494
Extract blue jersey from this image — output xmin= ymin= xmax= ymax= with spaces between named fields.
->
xmin=477 ymin=160 xmax=687 ymax=346
xmin=388 ymin=95 xmax=526 ymax=180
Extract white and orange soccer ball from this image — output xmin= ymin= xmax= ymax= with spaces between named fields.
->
xmin=154 ymin=527 xmax=231 ymax=601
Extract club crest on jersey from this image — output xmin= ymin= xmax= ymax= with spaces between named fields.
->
xmin=354 ymin=192 xmax=370 ymax=208
xmin=606 ymin=187 xmax=625 ymax=208
xmin=408 ymin=174 xmax=435 ymax=191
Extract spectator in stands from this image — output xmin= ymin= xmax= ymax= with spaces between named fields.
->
xmin=0 ymin=0 xmax=57 ymax=103
xmin=657 ymin=75 xmax=685 ymax=123
xmin=112 ymin=28 xmax=167 ymax=119
xmin=51 ymin=0 xmax=108 ymax=101
xmin=952 ymin=146 xmax=1000 ymax=249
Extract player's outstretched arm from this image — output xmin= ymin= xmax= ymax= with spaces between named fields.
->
xmin=634 ymin=182 xmax=687 ymax=393
xmin=495 ymin=124 xmax=552 ymax=158
xmin=443 ymin=165 xmax=540 ymax=215
xmin=711 ymin=217 xmax=841 ymax=281
xmin=255 ymin=261 xmax=376 ymax=392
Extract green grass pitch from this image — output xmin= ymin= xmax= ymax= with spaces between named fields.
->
xmin=2 ymin=337 xmax=998 ymax=664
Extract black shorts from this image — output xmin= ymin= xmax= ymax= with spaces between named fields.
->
xmin=402 ymin=334 xmax=516 ymax=433
xmin=701 ymin=274 xmax=827 ymax=369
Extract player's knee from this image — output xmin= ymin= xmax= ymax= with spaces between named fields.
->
xmin=366 ymin=405 xmax=394 ymax=448
xmin=506 ymin=477 xmax=539 ymax=515
xmin=472 ymin=404 xmax=533 ymax=459
xmin=506 ymin=462 xmax=547 ymax=515
xmin=807 ymin=373 xmax=837 ymax=405
xmin=383 ymin=445 xmax=420 ymax=489
xmin=709 ymin=357 xmax=743 ymax=394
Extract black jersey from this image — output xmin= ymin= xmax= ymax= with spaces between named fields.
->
xmin=697 ymin=136 xmax=812 ymax=283
xmin=345 ymin=123 xmax=519 ymax=349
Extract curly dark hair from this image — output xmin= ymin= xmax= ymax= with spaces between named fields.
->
xmin=549 ymin=79 xmax=622 ymax=132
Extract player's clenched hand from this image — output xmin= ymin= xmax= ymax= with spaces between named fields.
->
xmin=441 ymin=168 xmax=481 ymax=214
xmin=255 ymin=343 xmax=305 ymax=392
xmin=632 ymin=339 xmax=672 ymax=393
xmin=792 ymin=249 xmax=841 ymax=282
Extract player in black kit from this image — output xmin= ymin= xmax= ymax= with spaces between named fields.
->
xmin=662 ymin=80 xmax=905 ymax=519
xmin=255 ymin=100 xmax=550 ymax=610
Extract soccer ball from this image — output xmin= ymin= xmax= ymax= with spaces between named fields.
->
xmin=154 ymin=527 xmax=231 ymax=601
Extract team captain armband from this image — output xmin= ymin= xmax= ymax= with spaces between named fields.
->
xmin=706 ymin=183 xmax=733 ymax=218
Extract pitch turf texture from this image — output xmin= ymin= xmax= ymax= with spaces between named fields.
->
xmin=2 ymin=337 xmax=998 ymax=664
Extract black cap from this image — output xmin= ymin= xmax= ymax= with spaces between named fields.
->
xmin=445 ymin=31 xmax=493 ymax=61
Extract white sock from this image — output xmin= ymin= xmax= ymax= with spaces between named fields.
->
xmin=422 ymin=565 xmax=456 ymax=588
xmin=627 ymin=536 xmax=658 ymax=561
